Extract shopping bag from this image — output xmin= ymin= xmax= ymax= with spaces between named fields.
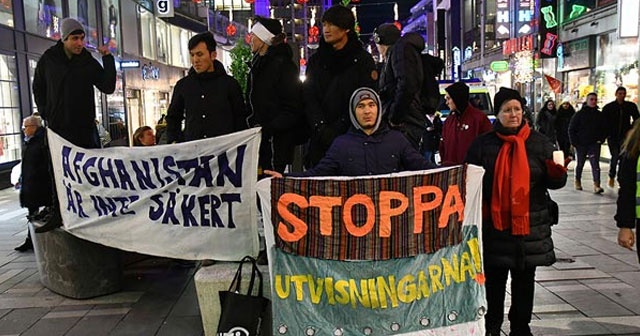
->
xmin=217 ymin=256 xmax=271 ymax=336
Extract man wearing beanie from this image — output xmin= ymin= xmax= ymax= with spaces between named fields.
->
xmin=375 ymin=23 xmax=442 ymax=152
xmin=31 ymin=17 xmax=116 ymax=233
xmin=303 ymin=5 xmax=377 ymax=168
xmin=265 ymin=87 xmax=435 ymax=177
xmin=246 ymin=16 xmax=304 ymax=174
xmin=439 ymin=81 xmax=492 ymax=165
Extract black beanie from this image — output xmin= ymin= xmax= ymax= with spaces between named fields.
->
xmin=322 ymin=5 xmax=355 ymax=30
xmin=374 ymin=23 xmax=401 ymax=45
xmin=445 ymin=82 xmax=469 ymax=113
xmin=493 ymin=87 xmax=523 ymax=114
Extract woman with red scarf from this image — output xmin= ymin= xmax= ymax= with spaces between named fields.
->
xmin=465 ymin=88 xmax=568 ymax=336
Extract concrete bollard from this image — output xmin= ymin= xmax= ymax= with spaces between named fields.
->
xmin=29 ymin=222 xmax=123 ymax=299
xmin=194 ymin=262 xmax=271 ymax=336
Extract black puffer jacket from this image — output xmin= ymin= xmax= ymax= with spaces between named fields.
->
xmin=33 ymin=41 xmax=116 ymax=148
xmin=465 ymin=122 xmax=567 ymax=269
xmin=379 ymin=33 xmax=426 ymax=129
xmin=554 ymin=104 xmax=575 ymax=143
xmin=20 ymin=127 xmax=53 ymax=209
xmin=303 ymin=32 xmax=377 ymax=166
xmin=602 ymin=100 xmax=640 ymax=144
xmin=614 ymin=151 xmax=640 ymax=262
xmin=568 ymin=105 xmax=606 ymax=147
xmin=247 ymin=43 xmax=303 ymax=170
xmin=166 ymin=60 xmax=247 ymax=143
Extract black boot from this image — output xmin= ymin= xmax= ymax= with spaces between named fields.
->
xmin=14 ymin=237 xmax=33 ymax=252
xmin=33 ymin=208 xmax=62 ymax=233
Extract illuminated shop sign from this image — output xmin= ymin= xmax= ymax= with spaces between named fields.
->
xmin=495 ymin=0 xmax=511 ymax=39
xmin=516 ymin=0 xmax=533 ymax=36
xmin=503 ymin=34 xmax=533 ymax=56
xmin=539 ymin=0 xmax=558 ymax=59
xmin=562 ymin=0 xmax=595 ymax=22
xmin=120 ymin=60 xmax=141 ymax=68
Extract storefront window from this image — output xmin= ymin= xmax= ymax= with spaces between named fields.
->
xmin=140 ymin=7 xmax=156 ymax=60
xmin=595 ymin=32 xmax=639 ymax=104
xmin=24 ymin=0 xmax=63 ymax=39
xmin=28 ymin=58 xmax=38 ymax=115
xmin=169 ymin=25 xmax=191 ymax=67
xmin=0 ymin=0 xmax=13 ymax=27
xmin=566 ymin=69 xmax=592 ymax=107
xmin=69 ymin=0 xmax=98 ymax=49
xmin=156 ymin=19 xmax=168 ymax=64
xmin=0 ymin=54 xmax=21 ymax=164
xmin=103 ymin=0 xmax=121 ymax=55
xmin=108 ymin=73 xmax=128 ymax=146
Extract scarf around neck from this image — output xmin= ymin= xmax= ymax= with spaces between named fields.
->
xmin=492 ymin=123 xmax=531 ymax=235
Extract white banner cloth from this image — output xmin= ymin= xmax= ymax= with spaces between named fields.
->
xmin=47 ymin=128 xmax=261 ymax=261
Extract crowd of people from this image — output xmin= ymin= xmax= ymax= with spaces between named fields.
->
xmin=12 ymin=8 xmax=640 ymax=336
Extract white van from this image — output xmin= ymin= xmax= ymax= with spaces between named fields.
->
xmin=436 ymin=79 xmax=495 ymax=122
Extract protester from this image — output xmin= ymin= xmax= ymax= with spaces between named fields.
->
xmin=554 ymin=97 xmax=575 ymax=160
xmin=602 ymin=86 xmax=640 ymax=188
xmin=132 ymin=126 xmax=156 ymax=146
xmin=246 ymin=16 xmax=303 ymax=174
xmin=155 ymin=114 xmax=167 ymax=145
xmin=569 ymin=92 xmax=607 ymax=193
xmin=265 ymin=88 xmax=435 ymax=177
xmin=32 ymin=17 xmax=116 ymax=232
xmin=439 ymin=81 xmax=492 ymax=166
xmin=16 ymin=115 xmax=53 ymax=251
xmin=614 ymin=120 xmax=640 ymax=262
xmin=303 ymin=5 xmax=377 ymax=167
xmin=536 ymin=99 xmax=557 ymax=144
xmin=375 ymin=23 xmax=428 ymax=150
xmin=464 ymin=87 xmax=568 ymax=336
xmin=166 ymin=31 xmax=247 ymax=144
xmin=422 ymin=108 xmax=442 ymax=165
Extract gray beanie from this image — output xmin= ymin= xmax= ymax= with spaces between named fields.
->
xmin=61 ymin=18 xmax=85 ymax=41
xmin=349 ymin=87 xmax=382 ymax=133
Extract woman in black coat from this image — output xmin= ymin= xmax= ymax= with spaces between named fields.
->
xmin=465 ymin=88 xmax=567 ymax=336
xmin=555 ymin=99 xmax=576 ymax=159
xmin=536 ymin=99 xmax=557 ymax=144
xmin=614 ymin=120 xmax=640 ymax=262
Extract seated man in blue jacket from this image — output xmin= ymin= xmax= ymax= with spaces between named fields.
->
xmin=265 ymin=87 xmax=436 ymax=177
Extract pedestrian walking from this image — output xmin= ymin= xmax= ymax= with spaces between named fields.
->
xmin=536 ymin=99 xmax=557 ymax=144
xmin=555 ymin=97 xmax=575 ymax=160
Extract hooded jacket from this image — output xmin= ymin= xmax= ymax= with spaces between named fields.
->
xmin=465 ymin=121 xmax=567 ymax=269
xmin=291 ymin=90 xmax=435 ymax=177
xmin=378 ymin=33 xmax=426 ymax=129
xmin=303 ymin=32 xmax=378 ymax=166
xmin=33 ymin=41 xmax=116 ymax=148
xmin=166 ymin=60 xmax=247 ymax=143
xmin=568 ymin=105 xmax=606 ymax=147
xmin=247 ymin=42 xmax=303 ymax=170
xmin=440 ymin=83 xmax=492 ymax=165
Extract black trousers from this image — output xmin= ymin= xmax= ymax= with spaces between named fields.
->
xmin=485 ymin=265 xmax=536 ymax=336
xmin=608 ymin=140 xmax=621 ymax=179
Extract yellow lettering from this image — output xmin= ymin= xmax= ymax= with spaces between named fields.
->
xmin=377 ymin=275 xmax=399 ymax=308
xmin=397 ymin=275 xmax=417 ymax=303
xmin=428 ymin=265 xmax=444 ymax=293
xmin=466 ymin=237 xmax=483 ymax=272
xmin=307 ymin=275 xmax=324 ymax=304
xmin=368 ymin=278 xmax=380 ymax=309
xmin=291 ymin=275 xmax=308 ymax=301
xmin=417 ymin=271 xmax=430 ymax=299
xmin=325 ymin=277 xmax=336 ymax=305
xmin=460 ymin=251 xmax=476 ymax=281
xmin=274 ymin=274 xmax=290 ymax=299
xmin=441 ymin=255 xmax=461 ymax=285
xmin=349 ymin=279 xmax=371 ymax=308
xmin=334 ymin=280 xmax=350 ymax=305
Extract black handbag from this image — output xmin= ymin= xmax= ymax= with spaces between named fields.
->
xmin=217 ymin=256 xmax=271 ymax=336
xmin=546 ymin=192 xmax=559 ymax=225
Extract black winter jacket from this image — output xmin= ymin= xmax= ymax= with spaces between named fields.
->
xmin=379 ymin=33 xmax=426 ymax=129
xmin=303 ymin=32 xmax=377 ymax=166
xmin=602 ymin=100 xmax=640 ymax=144
xmin=33 ymin=41 xmax=116 ymax=148
xmin=247 ymin=43 xmax=303 ymax=170
xmin=465 ymin=122 xmax=567 ymax=269
xmin=614 ymin=151 xmax=640 ymax=262
xmin=554 ymin=105 xmax=575 ymax=143
xmin=568 ymin=105 xmax=606 ymax=147
xmin=166 ymin=60 xmax=247 ymax=143
xmin=291 ymin=124 xmax=435 ymax=177
xmin=536 ymin=106 xmax=557 ymax=143
xmin=20 ymin=127 xmax=53 ymax=209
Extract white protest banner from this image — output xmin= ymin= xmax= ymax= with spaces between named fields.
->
xmin=256 ymin=165 xmax=486 ymax=335
xmin=47 ymin=128 xmax=261 ymax=261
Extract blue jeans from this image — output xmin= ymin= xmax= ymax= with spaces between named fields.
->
xmin=575 ymin=143 xmax=601 ymax=184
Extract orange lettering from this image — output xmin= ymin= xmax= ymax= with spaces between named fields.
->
xmin=438 ymin=185 xmax=464 ymax=228
xmin=413 ymin=186 xmax=443 ymax=234
xmin=343 ymin=194 xmax=375 ymax=237
xmin=309 ymin=196 xmax=343 ymax=236
xmin=277 ymin=193 xmax=309 ymax=242
xmin=378 ymin=191 xmax=409 ymax=237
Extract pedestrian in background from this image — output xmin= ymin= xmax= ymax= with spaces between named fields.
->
xmin=465 ymin=87 xmax=567 ymax=336
xmin=555 ymin=97 xmax=575 ymax=160
xmin=16 ymin=115 xmax=52 ymax=251
xmin=132 ymin=126 xmax=156 ymax=146
xmin=536 ymin=99 xmax=557 ymax=145
xmin=569 ymin=92 xmax=607 ymax=193
xmin=439 ymin=81 xmax=492 ymax=166
xmin=246 ymin=16 xmax=303 ymax=174
xmin=166 ymin=32 xmax=247 ymax=144
xmin=422 ymin=108 xmax=442 ymax=165
xmin=613 ymin=119 xmax=640 ymax=263
xmin=303 ymin=5 xmax=377 ymax=168
xmin=375 ymin=23 xmax=427 ymax=151
xmin=602 ymin=86 xmax=640 ymax=188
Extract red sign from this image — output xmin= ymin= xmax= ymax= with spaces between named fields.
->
xmin=502 ymin=34 xmax=534 ymax=55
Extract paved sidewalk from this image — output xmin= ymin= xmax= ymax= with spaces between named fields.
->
xmin=0 ymin=162 xmax=639 ymax=336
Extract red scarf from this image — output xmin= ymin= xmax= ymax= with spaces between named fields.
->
xmin=492 ymin=124 xmax=531 ymax=236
